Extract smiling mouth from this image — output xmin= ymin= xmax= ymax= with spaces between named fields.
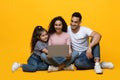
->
xmin=44 ymin=39 xmax=47 ymax=41
xmin=55 ymin=28 xmax=61 ymax=29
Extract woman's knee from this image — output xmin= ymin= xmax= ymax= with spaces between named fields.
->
xmin=72 ymin=51 xmax=79 ymax=58
xmin=40 ymin=53 xmax=47 ymax=60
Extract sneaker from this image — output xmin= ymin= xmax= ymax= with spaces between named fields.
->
xmin=12 ymin=62 xmax=21 ymax=72
xmin=48 ymin=65 xmax=52 ymax=72
xmin=64 ymin=64 xmax=74 ymax=71
xmin=94 ymin=62 xmax=103 ymax=74
xmin=48 ymin=65 xmax=59 ymax=72
xmin=101 ymin=62 xmax=114 ymax=69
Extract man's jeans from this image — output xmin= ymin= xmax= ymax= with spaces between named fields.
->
xmin=74 ymin=44 xmax=100 ymax=69
xmin=22 ymin=53 xmax=48 ymax=72
xmin=41 ymin=50 xmax=79 ymax=67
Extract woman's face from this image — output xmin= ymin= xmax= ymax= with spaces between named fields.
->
xmin=54 ymin=20 xmax=62 ymax=34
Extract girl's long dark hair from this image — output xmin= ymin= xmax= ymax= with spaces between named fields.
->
xmin=31 ymin=26 xmax=47 ymax=53
xmin=48 ymin=16 xmax=68 ymax=35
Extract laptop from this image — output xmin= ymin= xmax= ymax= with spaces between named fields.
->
xmin=48 ymin=45 xmax=69 ymax=57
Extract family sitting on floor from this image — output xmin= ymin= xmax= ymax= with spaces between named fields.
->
xmin=12 ymin=12 xmax=114 ymax=74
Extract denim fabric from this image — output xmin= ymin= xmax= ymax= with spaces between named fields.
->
xmin=64 ymin=50 xmax=79 ymax=67
xmin=41 ymin=50 xmax=79 ymax=67
xmin=74 ymin=44 xmax=100 ymax=69
xmin=22 ymin=53 xmax=48 ymax=72
xmin=40 ymin=53 xmax=65 ymax=66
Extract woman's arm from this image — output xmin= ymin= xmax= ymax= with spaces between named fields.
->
xmin=48 ymin=36 xmax=52 ymax=46
xmin=67 ymin=34 xmax=72 ymax=54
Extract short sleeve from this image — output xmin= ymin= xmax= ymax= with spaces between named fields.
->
xmin=36 ymin=41 xmax=46 ymax=51
xmin=83 ymin=27 xmax=93 ymax=36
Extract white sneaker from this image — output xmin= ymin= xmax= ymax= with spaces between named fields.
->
xmin=48 ymin=65 xmax=59 ymax=72
xmin=12 ymin=62 xmax=21 ymax=72
xmin=48 ymin=65 xmax=52 ymax=72
xmin=101 ymin=62 xmax=114 ymax=69
xmin=64 ymin=64 xmax=74 ymax=71
xmin=94 ymin=62 xmax=103 ymax=74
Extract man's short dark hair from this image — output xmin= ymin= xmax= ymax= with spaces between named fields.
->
xmin=72 ymin=12 xmax=82 ymax=21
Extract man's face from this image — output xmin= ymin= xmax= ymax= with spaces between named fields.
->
xmin=70 ymin=16 xmax=81 ymax=30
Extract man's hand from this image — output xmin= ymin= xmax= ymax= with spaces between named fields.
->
xmin=86 ymin=47 xmax=93 ymax=59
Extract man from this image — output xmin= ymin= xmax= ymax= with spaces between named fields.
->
xmin=68 ymin=12 xmax=114 ymax=74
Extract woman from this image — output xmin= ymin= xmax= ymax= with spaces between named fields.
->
xmin=41 ymin=16 xmax=78 ymax=72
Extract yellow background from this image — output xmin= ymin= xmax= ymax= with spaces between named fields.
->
xmin=0 ymin=0 xmax=120 ymax=80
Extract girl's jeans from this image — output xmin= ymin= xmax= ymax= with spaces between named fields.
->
xmin=22 ymin=53 xmax=48 ymax=72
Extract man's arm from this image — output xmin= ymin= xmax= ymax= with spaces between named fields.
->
xmin=89 ymin=31 xmax=102 ymax=48
xmin=86 ymin=31 xmax=102 ymax=59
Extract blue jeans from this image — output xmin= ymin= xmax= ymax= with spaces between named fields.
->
xmin=41 ymin=50 xmax=79 ymax=67
xmin=22 ymin=53 xmax=48 ymax=72
xmin=74 ymin=44 xmax=100 ymax=69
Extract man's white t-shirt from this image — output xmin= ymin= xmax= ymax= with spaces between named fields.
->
xmin=68 ymin=26 xmax=93 ymax=55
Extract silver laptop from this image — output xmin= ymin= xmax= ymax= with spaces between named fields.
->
xmin=48 ymin=45 xmax=69 ymax=57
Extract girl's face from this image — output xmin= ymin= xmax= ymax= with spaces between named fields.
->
xmin=39 ymin=31 xmax=48 ymax=42
xmin=54 ymin=20 xmax=63 ymax=34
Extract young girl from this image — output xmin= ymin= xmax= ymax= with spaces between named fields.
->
xmin=12 ymin=26 xmax=49 ymax=72
xmin=40 ymin=16 xmax=78 ymax=72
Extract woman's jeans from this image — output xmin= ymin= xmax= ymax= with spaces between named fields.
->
xmin=74 ymin=44 xmax=100 ymax=69
xmin=41 ymin=50 xmax=79 ymax=67
xmin=22 ymin=53 xmax=48 ymax=72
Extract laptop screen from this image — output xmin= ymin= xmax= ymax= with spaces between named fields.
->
xmin=48 ymin=45 xmax=69 ymax=57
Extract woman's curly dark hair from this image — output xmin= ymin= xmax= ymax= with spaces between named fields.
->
xmin=48 ymin=16 xmax=68 ymax=35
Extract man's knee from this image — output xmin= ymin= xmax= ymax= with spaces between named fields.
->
xmin=74 ymin=59 xmax=83 ymax=67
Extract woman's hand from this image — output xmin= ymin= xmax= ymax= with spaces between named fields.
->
xmin=66 ymin=54 xmax=71 ymax=60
